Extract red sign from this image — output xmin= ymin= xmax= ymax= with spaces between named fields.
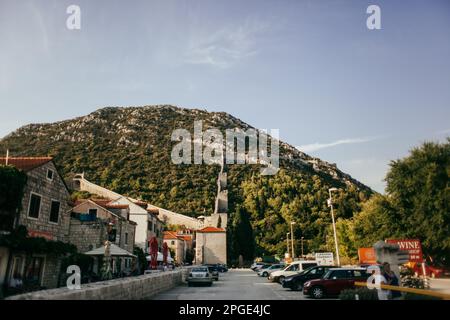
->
xmin=28 ymin=229 xmax=54 ymax=241
xmin=386 ymin=239 xmax=423 ymax=262
xmin=358 ymin=247 xmax=377 ymax=264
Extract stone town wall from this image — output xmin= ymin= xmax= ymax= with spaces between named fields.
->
xmin=7 ymin=268 xmax=192 ymax=300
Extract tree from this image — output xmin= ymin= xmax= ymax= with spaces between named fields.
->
xmin=346 ymin=139 xmax=450 ymax=265
xmin=231 ymin=206 xmax=255 ymax=261
xmin=385 ymin=139 xmax=450 ymax=264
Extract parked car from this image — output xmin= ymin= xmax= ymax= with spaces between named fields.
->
xmin=187 ymin=266 xmax=213 ymax=286
xmin=410 ymin=262 xmax=445 ymax=278
xmin=269 ymin=261 xmax=318 ymax=283
xmin=303 ymin=268 xmax=369 ymax=299
xmin=217 ymin=264 xmax=228 ymax=273
xmin=252 ymin=262 xmax=271 ymax=272
xmin=205 ymin=265 xmax=219 ymax=281
xmin=258 ymin=264 xmax=285 ymax=277
xmin=282 ymin=265 xmax=337 ymax=291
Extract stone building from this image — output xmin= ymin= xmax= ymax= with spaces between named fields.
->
xmin=0 ymin=157 xmax=71 ymax=289
xmin=163 ymin=231 xmax=185 ymax=264
xmin=72 ymin=174 xmax=164 ymax=253
xmin=69 ymin=199 xmax=137 ymax=274
xmin=195 ymin=227 xmax=227 ymax=265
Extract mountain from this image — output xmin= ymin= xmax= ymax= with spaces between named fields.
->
xmin=0 ymin=105 xmax=373 ymax=259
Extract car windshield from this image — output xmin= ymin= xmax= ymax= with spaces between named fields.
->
xmin=192 ymin=267 xmax=208 ymax=272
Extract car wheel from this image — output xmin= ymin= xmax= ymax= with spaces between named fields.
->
xmin=262 ymin=272 xmax=268 ymax=277
xmin=311 ymin=286 xmax=324 ymax=299
xmin=278 ymin=276 xmax=285 ymax=284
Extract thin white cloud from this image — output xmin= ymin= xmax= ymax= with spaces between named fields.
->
xmin=183 ymin=19 xmax=266 ymax=69
xmin=297 ymin=137 xmax=376 ymax=153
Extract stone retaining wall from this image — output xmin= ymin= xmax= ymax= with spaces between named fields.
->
xmin=7 ymin=268 xmax=191 ymax=300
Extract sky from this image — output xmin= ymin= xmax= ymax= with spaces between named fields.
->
xmin=0 ymin=0 xmax=449 ymax=193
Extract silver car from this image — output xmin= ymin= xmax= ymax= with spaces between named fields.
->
xmin=258 ymin=264 xmax=285 ymax=277
xmin=187 ymin=266 xmax=213 ymax=287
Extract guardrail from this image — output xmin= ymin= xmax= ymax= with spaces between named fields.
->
xmin=354 ymin=281 xmax=450 ymax=300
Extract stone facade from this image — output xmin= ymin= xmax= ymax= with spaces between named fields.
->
xmin=17 ymin=161 xmax=71 ymax=241
xmin=69 ymin=200 xmax=136 ymax=253
xmin=1 ymin=158 xmax=72 ymax=289
xmin=195 ymin=227 xmax=227 ymax=265
xmin=73 ymin=175 xmax=164 ymax=252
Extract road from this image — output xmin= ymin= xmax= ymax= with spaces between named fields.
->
xmin=153 ymin=268 xmax=310 ymax=300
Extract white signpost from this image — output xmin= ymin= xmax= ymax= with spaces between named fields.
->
xmin=315 ymin=252 xmax=334 ymax=266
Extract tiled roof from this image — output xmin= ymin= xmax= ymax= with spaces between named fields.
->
xmin=177 ymin=235 xmax=193 ymax=241
xmin=0 ymin=157 xmax=53 ymax=172
xmin=197 ymin=226 xmax=226 ymax=233
xmin=147 ymin=208 xmax=159 ymax=215
xmin=105 ymin=204 xmax=129 ymax=209
xmin=74 ymin=199 xmax=128 ymax=210
xmin=163 ymin=231 xmax=179 ymax=240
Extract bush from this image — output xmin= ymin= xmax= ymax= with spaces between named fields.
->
xmin=339 ymin=287 xmax=379 ymax=300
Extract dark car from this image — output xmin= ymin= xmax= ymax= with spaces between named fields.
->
xmin=205 ymin=265 xmax=219 ymax=280
xmin=217 ymin=264 xmax=228 ymax=273
xmin=282 ymin=265 xmax=337 ymax=291
xmin=303 ymin=268 xmax=369 ymax=299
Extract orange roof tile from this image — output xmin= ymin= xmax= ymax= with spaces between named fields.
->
xmin=147 ymin=208 xmax=159 ymax=215
xmin=197 ymin=226 xmax=226 ymax=233
xmin=0 ymin=157 xmax=53 ymax=172
xmin=163 ymin=231 xmax=179 ymax=240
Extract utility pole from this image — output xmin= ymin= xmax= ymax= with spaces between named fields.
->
xmin=290 ymin=222 xmax=296 ymax=260
xmin=286 ymin=232 xmax=290 ymax=258
xmin=328 ymin=188 xmax=341 ymax=266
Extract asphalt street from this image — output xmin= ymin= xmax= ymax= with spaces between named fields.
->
xmin=153 ymin=268 xmax=311 ymax=300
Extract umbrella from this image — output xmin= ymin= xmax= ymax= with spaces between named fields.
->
xmin=85 ymin=243 xmax=136 ymax=257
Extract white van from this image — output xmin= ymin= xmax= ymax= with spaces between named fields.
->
xmin=268 ymin=260 xmax=318 ymax=283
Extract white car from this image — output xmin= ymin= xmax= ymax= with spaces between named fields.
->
xmin=187 ymin=266 xmax=213 ymax=287
xmin=258 ymin=264 xmax=285 ymax=277
xmin=269 ymin=261 xmax=318 ymax=283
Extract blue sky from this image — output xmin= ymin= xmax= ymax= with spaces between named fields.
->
xmin=1 ymin=0 xmax=449 ymax=193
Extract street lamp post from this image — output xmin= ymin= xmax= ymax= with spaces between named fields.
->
xmin=290 ymin=222 xmax=296 ymax=260
xmin=286 ymin=232 xmax=290 ymax=258
xmin=328 ymin=188 xmax=341 ymax=266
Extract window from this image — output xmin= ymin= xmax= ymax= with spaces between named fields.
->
xmin=125 ymin=232 xmax=128 ymax=245
xmin=28 ymin=193 xmax=41 ymax=219
xmin=287 ymin=264 xmax=299 ymax=271
xmin=171 ymin=240 xmax=175 ymax=245
xmin=148 ymin=221 xmax=153 ymax=231
xmin=46 ymin=169 xmax=54 ymax=181
xmin=331 ymin=270 xmax=352 ymax=279
xmin=88 ymin=209 xmax=97 ymax=220
xmin=49 ymin=200 xmax=60 ymax=223
xmin=302 ymin=263 xmax=317 ymax=270
xmin=353 ymin=270 xmax=366 ymax=278
xmin=25 ymin=257 xmax=44 ymax=283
